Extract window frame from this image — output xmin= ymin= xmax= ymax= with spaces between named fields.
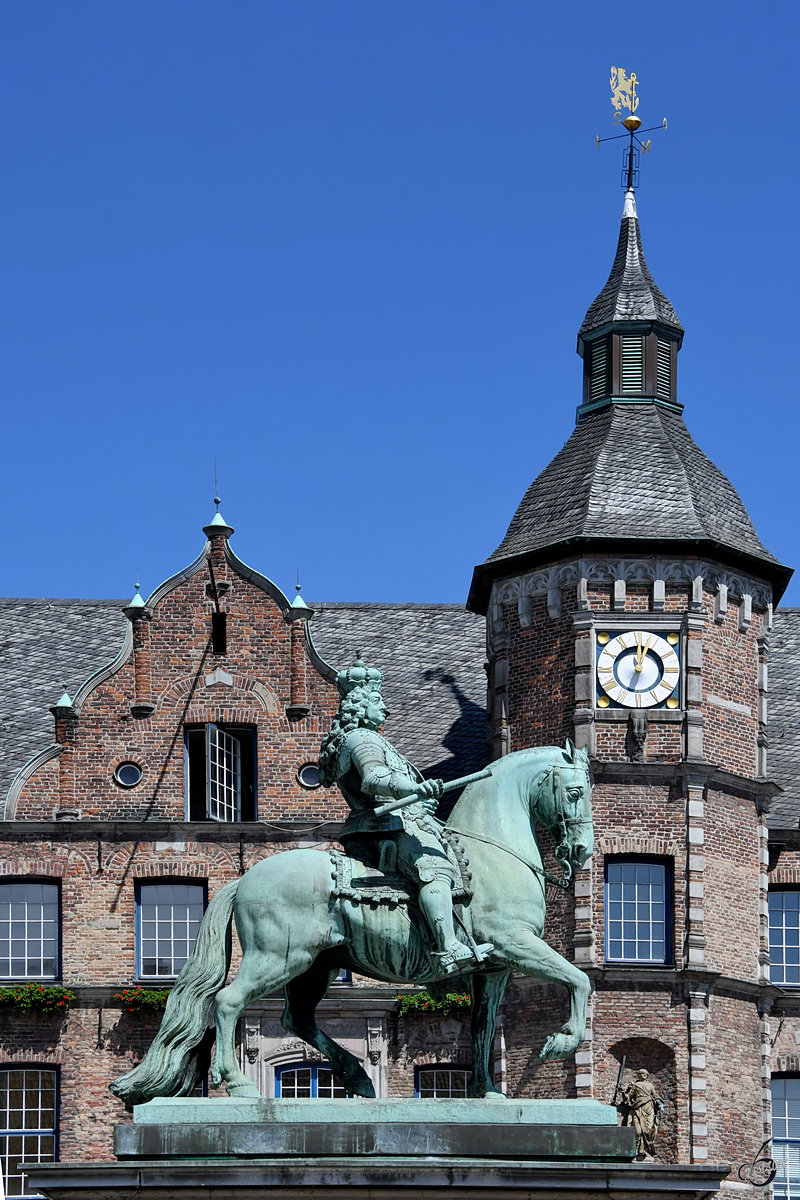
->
xmin=0 ymin=1065 xmax=59 ymax=1200
xmin=274 ymin=1062 xmax=349 ymax=1099
xmin=769 ymin=889 xmax=800 ymax=987
xmin=604 ymin=857 xmax=672 ymax=966
xmin=772 ymin=1074 xmax=800 ymax=1199
xmin=414 ymin=1064 xmax=471 ymax=1099
xmin=134 ymin=881 xmax=207 ymax=982
xmin=0 ymin=881 xmax=61 ymax=983
xmin=184 ymin=723 xmax=257 ymax=822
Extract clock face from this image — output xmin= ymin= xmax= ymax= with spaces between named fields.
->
xmin=596 ymin=630 xmax=680 ymax=709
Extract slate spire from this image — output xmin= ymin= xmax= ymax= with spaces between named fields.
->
xmin=578 ymin=190 xmax=683 ymax=348
xmin=467 ymin=189 xmax=792 ymax=612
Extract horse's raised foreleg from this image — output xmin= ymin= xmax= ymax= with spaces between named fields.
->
xmin=283 ymin=965 xmax=376 ymax=1098
xmin=468 ymin=969 xmax=511 ymax=1098
xmin=496 ymin=929 xmax=591 ymax=1061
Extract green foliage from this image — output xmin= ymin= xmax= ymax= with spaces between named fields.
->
xmin=397 ymin=990 xmax=471 ymax=1017
xmin=0 ymin=984 xmax=76 ymax=1013
xmin=115 ymin=986 xmax=171 ymax=1014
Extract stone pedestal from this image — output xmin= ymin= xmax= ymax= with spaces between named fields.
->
xmin=27 ymin=1097 xmax=730 ymax=1200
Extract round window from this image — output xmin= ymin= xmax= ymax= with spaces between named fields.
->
xmin=297 ymin=762 xmax=321 ymax=790
xmin=114 ymin=762 xmax=143 ymax=788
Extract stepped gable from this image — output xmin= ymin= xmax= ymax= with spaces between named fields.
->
xmin=767 ymin=607 xmax=800 ymax=827
xmin=578 ymin=190 xmax=683 ymax=343
xmin=309 ymin=602 xmax=487 ymax=781
xmin=469 ymin=404 xmax=789 ymax=610
xmin=0 ymin=598 xmax=126 ymax=805
xmin=0 ymin=597 xmax=487 ymax=809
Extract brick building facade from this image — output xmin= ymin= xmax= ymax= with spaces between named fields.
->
xmin=2 ymin=185 xmax=799 ymax=1198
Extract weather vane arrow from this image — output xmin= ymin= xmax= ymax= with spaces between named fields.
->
xmin=596 ymin=66 xmax=668 ymax=190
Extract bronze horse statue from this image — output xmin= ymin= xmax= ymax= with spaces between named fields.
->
xmin=112 ymin=741 xmax=592 ymax=1107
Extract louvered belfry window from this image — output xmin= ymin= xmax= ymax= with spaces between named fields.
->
xmin=620 ymin=335 xmax=644 ymax=393
xmin=590 ymin=338 xmax=608 ymax=400
xmin=656 ymin=338 xmax=671 ymax=400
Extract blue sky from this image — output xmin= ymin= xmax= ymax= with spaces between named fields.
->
xmin=4 ymin=2 xmax=800 ymax=606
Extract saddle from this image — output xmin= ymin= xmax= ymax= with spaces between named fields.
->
xmin=330 ymin=828 xmax=473 ymax=908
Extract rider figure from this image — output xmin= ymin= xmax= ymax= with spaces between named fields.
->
xmin=318 ymin=657 xmax=492 ymax=975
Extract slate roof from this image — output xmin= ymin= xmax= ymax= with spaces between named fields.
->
xmin=0 ymin=599 xmax=128 ymax=808
xmin=767 ymin=608 xmax=800 ymax=828
xmin=0 ymin=598 xmax=488 ymax=811
xmin=578 ymin=192 xmax=683 ymax=345
xmin=309 ymin=602 xmax=488 ymax=783
xmin=469 ymin=403 xmax=790 ymax=611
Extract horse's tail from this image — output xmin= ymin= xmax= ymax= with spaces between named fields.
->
xmin=110 ymin=878 xmax=239 ymax=1111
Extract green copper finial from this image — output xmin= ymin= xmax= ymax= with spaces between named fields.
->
xmin=288 ymin=570 xmax=313 ymax=622
xmin=55 ymin=684 xmax=73 ymax=708
xmin=128 ymin=575 xmax=145 ymax=609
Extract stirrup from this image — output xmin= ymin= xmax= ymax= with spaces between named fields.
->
xmin=431 ymin=941 xmax=494 ymax=975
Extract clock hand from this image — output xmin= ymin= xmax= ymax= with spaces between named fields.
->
xmin=635 ymin=632 xmax=644 ymax=673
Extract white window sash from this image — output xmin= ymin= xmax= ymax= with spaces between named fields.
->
xmin=206 ymin=724 xmax=242 ymax=823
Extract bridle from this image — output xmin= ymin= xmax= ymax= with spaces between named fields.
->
xmin=449 ymin=762 xmax=591 ymax=891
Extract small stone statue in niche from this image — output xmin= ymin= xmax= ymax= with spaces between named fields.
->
xmin=617 ymin=1068 xmax=664 ymax=1159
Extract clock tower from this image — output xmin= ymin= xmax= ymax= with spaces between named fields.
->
xmin=467 ymin=185 xmax=791 ymax=1171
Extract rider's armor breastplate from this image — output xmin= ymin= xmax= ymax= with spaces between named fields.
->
xmin=337 ymin=732 xmax=425 ymax=839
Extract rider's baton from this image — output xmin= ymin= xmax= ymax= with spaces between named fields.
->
xmin=374 ymin=768 xmax=492 ymax=817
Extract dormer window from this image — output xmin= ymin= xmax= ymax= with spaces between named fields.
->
xmin=185 ymin=724 xmax=256 ymax=821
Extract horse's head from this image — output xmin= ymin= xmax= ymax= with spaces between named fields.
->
xmin=531 ymin=740 xmax=593 ymax=885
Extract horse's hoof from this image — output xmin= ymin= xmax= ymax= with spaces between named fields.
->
xmin=227 ymin=1083 xmax=261 ymax=1098
xmin=540 ymin=1033 xmax=573 ymax=1061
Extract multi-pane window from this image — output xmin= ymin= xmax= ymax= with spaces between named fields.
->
xmin=772 ymin=1077 xmax=800 ymax=1198
xmin=415 ymin=1066 xmax=470 ymax=1099
xmin=185 ymin=724 xmax=256 ymax=821
xmin=0 ymin=1068 xmax=58 ymax=1199
xmin=605 ymin=860 xmax=670 ymax=964
xmin=275 ymin=1063 xmax=348 ymax=1099
xmin=0 ymin=884 xmax=59 ymax=980
xmin=769 ymin=892 xmax=800 ymax=985
xmin=135 ymin=883 xmax=205 ymax=979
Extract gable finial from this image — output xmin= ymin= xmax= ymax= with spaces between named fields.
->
xmin=596 ymin=67 xmax=668 ymax=194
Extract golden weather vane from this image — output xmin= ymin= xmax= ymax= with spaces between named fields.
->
xmin=596 ymin=67 xmax=668 ymax=190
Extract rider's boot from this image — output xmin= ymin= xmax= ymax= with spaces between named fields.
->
xmin=419 ymin=875 xmax=493 ymax=975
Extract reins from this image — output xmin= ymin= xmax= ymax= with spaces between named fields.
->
xmin=447 ymin=826 xmax=574 ymax=889
xmin=447 ymin=762 xmax=589 ymax=891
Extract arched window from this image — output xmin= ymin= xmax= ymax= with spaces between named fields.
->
xmin=274 ymin=1062 xmax=348 ymax=1099
xmin=414 ymin=1065 xmax=470 ymax=1099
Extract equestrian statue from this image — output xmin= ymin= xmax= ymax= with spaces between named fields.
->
xmin=111 ymin=657 xmax=594 ymax=1109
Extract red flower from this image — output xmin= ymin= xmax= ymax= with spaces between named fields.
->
xmin=58 ymin=1001 xmax=64 ymax=1006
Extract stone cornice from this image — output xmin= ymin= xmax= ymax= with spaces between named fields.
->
xmin=590 ymin=760 xmax=781 ymax=809
xmin=0 ymin=819 xmax=345 ymax=844
xmin=586 ymin=963 xmax=777 ymax=1006
xmin=486 ymin=554 xmax=773 ymax=625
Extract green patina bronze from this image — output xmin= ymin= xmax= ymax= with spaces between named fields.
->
xmin=111 ymin=658 xmax=593 ymax=1110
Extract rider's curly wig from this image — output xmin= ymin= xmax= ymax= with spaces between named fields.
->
xmin=317 ymin=688 xmax=373 ymax=788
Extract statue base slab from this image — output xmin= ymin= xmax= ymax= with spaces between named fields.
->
xmin=116 ymin=1096 xmax=629 ymax=1161
xmin=27 ymin=1097 xmax=730 ymax=1200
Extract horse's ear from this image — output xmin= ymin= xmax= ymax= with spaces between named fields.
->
xmin=564 ymin=738 xmax=576 ymax=763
